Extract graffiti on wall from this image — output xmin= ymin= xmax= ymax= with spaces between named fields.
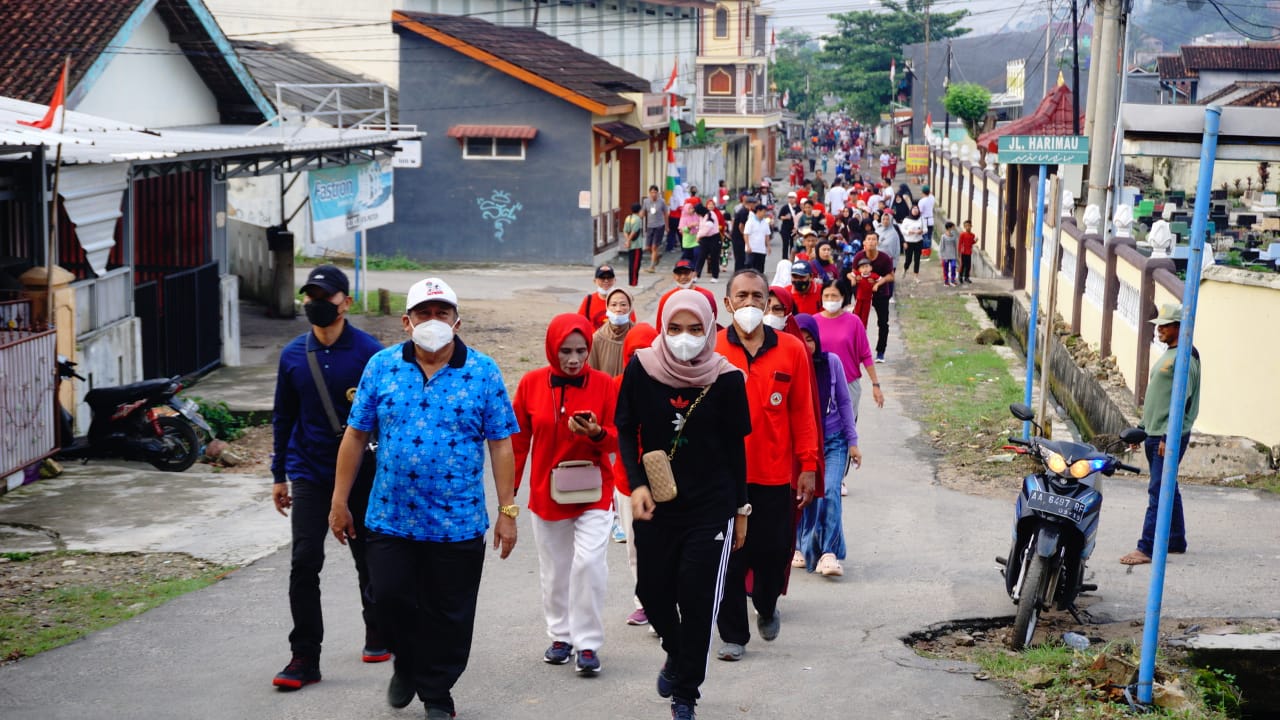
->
xmin=477 ymin=190 xmax=523 ymax=242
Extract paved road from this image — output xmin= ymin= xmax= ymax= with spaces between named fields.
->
xmin=1 ymin=266 xmax=1277 ymax=718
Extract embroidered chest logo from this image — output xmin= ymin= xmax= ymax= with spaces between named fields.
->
xmin=770 ymin=391 xmax=783 ymax=406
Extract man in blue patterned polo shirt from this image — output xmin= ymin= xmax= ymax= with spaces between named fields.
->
xmin=329 ymin=277 xmax=520 ymax=720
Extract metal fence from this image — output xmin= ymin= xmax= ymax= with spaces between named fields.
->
xmin=0 ymin=298 xmax=57 ymax=479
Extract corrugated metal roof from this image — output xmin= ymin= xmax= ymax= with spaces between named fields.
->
xmin=593 ymin=122 xmax=648 ymax=144
xmin=0 ymin=96 xmax=422 ymax=165
xmin=232 ymin=40 xmax=398 ymax=123
xmin=446 ymin=125 xmax=538 ymax=140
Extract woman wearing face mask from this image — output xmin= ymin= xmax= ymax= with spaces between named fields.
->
xmin=511 ymin=314 xmax=618 ymax=675
xmin=900 ymin=206 xmax=925 ymax=282
xmin=792 ymin=314 xmax=862 ymax=578
xmin=813 ymin=284 xmax=884 ymax=416
xmin=616 ymin=290 xmax=749 ymax=720
xmin=765 ymin=286 xmax=802 ymax=340
xmin=587 ymin=288 xmax=634 ymax=377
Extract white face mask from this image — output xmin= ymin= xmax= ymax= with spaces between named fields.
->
xmin=762 ymin=314 xmax=787 ymax=331
xmin=665 ymin=332 xmax=706 ymax=362
xmin=733 ymin=306 xmax=764 ymax=334
xmin=675 ymin=280 xmax=694 ymax=290
xmin=823 ymin=300 xmax=844 ymax=315
xmin=411 ymin=318 xmax=456 ymax=353
xmin=608 ymin=311 xmax=631 ymax=326
xmin=596 ymin=285 xmax=611 ymax=297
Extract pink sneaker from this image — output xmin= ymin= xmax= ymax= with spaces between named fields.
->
xmin=626 ymin=608 xmax=649 ymax=626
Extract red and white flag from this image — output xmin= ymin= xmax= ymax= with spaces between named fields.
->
xmin=662 ymin=60 xmax=678 ymax=93
xmin=18 ymin=59 xmax=69 ymax=130
xmin=782 ymin=89 xmax=790 ymax=108
xmin=889 ymin=58 xmax=896 ymax=89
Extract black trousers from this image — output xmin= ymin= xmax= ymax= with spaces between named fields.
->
xmin=717 ymin=484 xmax=793 ymax=646
xmin=694 ymin=236 xmax=721 ymax=279
xmin=367 ymin=532 xmax=485 ymax=716
xmin=960 ymin=254 xmax=972 ymax=281
xmin=871 ymin=293 xmax=891 ymax=356
xmin=903 ymin=243 xmax=923 ymax=274
xmin=634 ymin=518 xmax=732 ymax=703
xmin=731 ymin=236 xmax=746 ymax=271
xmin=665 ymin=216 xmax=680 ymax=252
xmin=627 ymin=248 xmax=643 ymax=286
xmin=748 ymin=252 xmax=768 ymax=273
xmin=288 ymin=471 xmax=377 ymax=657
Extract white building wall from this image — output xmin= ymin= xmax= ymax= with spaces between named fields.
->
xmin=206 ymin=0 xmax=697 ymax=92
xmin=75 ymin=318 xmax=144 ymax=435
xmin=74 ymin=11 xmax=221 ymax=127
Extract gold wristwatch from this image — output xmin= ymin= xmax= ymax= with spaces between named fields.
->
xmin=498 ymin=504 xmax=520 ymax=519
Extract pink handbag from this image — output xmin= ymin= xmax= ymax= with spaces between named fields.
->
xmin=550 ymin=460 xmax=603 ymax=505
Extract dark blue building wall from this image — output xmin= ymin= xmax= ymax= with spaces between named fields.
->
xmin=371 ymin=34 xmax=594 ymax=264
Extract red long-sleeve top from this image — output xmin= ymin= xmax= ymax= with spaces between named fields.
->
xmin=512 ymin=316 xmax=618 ymax=521
xmin=716 ymin=326 xmax=819 ymax=486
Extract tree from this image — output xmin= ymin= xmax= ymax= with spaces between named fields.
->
xmin=769 ymin=29 xmax=823 ymax=120
xmin=943 ymin=82 xmax=990 ymax=139
xmin=819 ymin=0 xmax=970 ymax=122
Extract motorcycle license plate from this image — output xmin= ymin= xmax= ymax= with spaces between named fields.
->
xmin=1027 ymin=490 xmax=1087 ymax=523
xmin=178 ymin=399 xmax=200 ymax=419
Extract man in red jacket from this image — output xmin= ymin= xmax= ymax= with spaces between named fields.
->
xmin=714 ymin=269 xmax=819 ymax=662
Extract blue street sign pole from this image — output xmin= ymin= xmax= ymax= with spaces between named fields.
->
xmin=1023 ymin=164 xmax=1048 ymax=439
xmin=1135 ymin=105 xmax=1221 ymax=705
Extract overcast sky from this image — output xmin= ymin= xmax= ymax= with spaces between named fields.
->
xmin=762 ymin=0 xmax=1047 ymax=38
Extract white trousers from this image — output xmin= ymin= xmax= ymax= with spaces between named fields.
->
xmin=613 ymin=489 xmax=641 ymax=609
xmin=532 ymin=509 xmax=611 ymax=651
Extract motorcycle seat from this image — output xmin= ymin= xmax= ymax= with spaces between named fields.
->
xmin=85 ymin=379 xmax=175 ymax=407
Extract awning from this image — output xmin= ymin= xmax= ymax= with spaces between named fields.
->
xmin=59 ymin=164 xmax=129 ymax=277
xmin=593 ymin=122 xmax=648 ymax=145
xmin=977 ymin=83 xmax=1084 ymax=154
xmin=446 ymin=125 xmax=538 ymax=140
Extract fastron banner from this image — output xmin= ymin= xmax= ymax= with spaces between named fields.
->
xmin=308 ymin=159 xmax=395 ymax=245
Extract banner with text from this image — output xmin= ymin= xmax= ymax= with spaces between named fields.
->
xmin=905 ymin=144 xmax=930 ymax=174
xmin=308 ymin=159 xmax=395 ymax=245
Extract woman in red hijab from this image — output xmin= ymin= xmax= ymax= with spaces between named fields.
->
xmin=511 ymin=313 xmax=618 ymax=675
xmin=616 ymin=291 xmax=749 ymax=720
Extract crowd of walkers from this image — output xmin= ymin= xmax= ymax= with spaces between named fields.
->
xmin=267 ymin=146 xmax=983 ymax=718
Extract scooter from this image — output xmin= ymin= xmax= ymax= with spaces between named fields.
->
xmin=55 ymin=356 xmax=213 ymax=472
xmin=996 ymin=403 xmax=1146 ymax=649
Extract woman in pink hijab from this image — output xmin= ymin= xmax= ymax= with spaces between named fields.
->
xmin=615 ymin=290 xmax=750 ymax=720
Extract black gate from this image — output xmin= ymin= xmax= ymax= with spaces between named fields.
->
xmin=133 ymin=262 xmax=221 ymax=379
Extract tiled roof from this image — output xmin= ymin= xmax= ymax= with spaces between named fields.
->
xmin=233 ymin=40 xmax=398 ymax=122
xmin=593 ymin=121 xmax=648 ymax=144
xmin=1198 ymin=80 xmax=1276 ymax=104
xmin=1181 ymin=45 xmax=1280 ymax=72
xmin=978 ymin=83 xmax=1085 ymax=152
xmin=447 ymin=124 xmax=538 ymax=140
xmin=1157 ymin=55 xmax=1196 ymax=80
xmin=1224 ymin=84 xmax=1280 ymax=108
xmin=0 ymin=0 xmax=135 ymax=103
xmin=0 ymin=0 xmax=269 ymax=124
xmin=393 ymin=11 xmax=651 ymax=114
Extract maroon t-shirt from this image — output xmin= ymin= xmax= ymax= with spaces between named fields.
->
xmin=851 ymin=250 xmax=894 ymax=298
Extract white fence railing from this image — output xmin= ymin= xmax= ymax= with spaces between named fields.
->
xmin=73 ymin=266 xmax=131 ymax=337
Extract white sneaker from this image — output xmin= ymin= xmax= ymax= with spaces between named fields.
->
xmin=709 ymin=277 xmax=718 ymax=283
xmin=818 ymin=553 xmax=844 ymax=577
xmin=791 ymin=550 xmax=806 ymax=568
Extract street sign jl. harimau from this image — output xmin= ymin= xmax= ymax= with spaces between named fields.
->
xmin=997 ymin=135 xmax=1090 ymax=165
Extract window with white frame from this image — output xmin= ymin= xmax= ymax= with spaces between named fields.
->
xmin=463 ymin=136 xmax=526 ymax=160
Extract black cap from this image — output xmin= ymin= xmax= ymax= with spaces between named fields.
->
xmin=301 ymin=264 xmax=350 ymax=296
xmin=673 ymin=259 xmax=695 ymax=273
xmin=595 ymin=264 xmax=616 ymax=279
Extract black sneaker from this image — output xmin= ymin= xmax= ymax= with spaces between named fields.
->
xmin=575 ymin=648 xmax=601 ymax=674
xmin=363 ymin=629 xmax=392 ymax=663
xmin=387 ymin=671 xmax=414 ymax=709
xmin=656 ymin=664 xmax=675 ymax=698
xmin=543 ymin=641 xmax=574 ymax=665
xmin=425 ymin=708 xmax=454 ymax=720
xmin=272 ymin=654 xmax=320 ymax=690
xmin=671 ymin=698 xmax=697 ymax=719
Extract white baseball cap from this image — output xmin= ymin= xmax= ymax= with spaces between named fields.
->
xmin=406 ymin=277 xmax=458 ymax=312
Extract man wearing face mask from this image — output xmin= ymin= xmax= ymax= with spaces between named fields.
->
xmin=577 ymin=265 xmax=632 ymax=330
xmin=330 ymin=278 xmax=521 ymax=720
xmin=787 ymin=262 xmax=823 ymax=316
xmin=271 ymin=265 xmax=387 ymax=691
xmin=714 ymin=270 xmax=819 ymax=662
xmin=656 ymin=259 xmax=718 ymax=326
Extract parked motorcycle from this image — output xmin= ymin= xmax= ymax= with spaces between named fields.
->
xmin=55 ymin=356 xmax=213 ymax=472
xmin=996 ymin=403 xmax=1146 ymax=650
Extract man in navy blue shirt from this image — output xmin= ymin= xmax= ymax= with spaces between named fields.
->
xmin=330 ymin=277 xmax=519 ymax=720
xmin=270 ymin=265 xmax=386 ymax=691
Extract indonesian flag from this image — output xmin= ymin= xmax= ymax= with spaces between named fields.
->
xmin=889 ymin=58 xmax=896 ymax=89
xmin=662 ymin=60 xmax=678 ymax=93
xmin=925 ymin=112 xmax=933 ymax=139
xmin=782 ymin=89 xmax=790 ymax=108
xmin=666 ymin=97 xmax=680 ymax=194
xmin=18 ymin=59 xmax=69 ymax=130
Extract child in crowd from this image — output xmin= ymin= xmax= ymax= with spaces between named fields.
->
xmin=938 ymin=221 xmax=959 ymax=287
xmin=852 ymin=257 xmax=878 ymax=328
xmin=958 ymin=220 xmax=977 ymax=284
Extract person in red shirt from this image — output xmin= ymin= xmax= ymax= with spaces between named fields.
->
xmin=511 ymin=314 xmax=618 ymax=673
xmin=714 ymin=270 xmax=819 ymax=662
xmin=958 ymin=219 xmax=977 ymax=284
xmin=787 ymin=262 xmax=824 ymax=316
xmin=576 ymin=265 xmax=616 ymax=330
xmin=850 ymin=257 xmax=879 ymax=328
xmin=610 ymin=322 xmax=659 ymax=628
xmin=656 ymin=259 xmax=718 ymax=324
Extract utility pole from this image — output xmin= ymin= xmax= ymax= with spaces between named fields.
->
xmin=1085 ymin=0 xmax=1121 ymax=212
xmin=942 ymin=41 xmax=952 ymax=140
xmin=1083 ymin=1 xmax=1105 ymax=141
xmin=1071 ymin=0 xmax=1080 ymax=134
xmin=1044 ymin=0 xmax=1053 ymax=97
xmin=923 ymin=2 xmax=930 ymax=143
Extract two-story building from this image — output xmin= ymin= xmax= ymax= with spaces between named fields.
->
xmin=694 ymin=1 xmax=782 ymax=183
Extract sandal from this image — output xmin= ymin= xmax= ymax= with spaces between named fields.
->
xmin=1119 ymin=550 xmax=1152 ymax=565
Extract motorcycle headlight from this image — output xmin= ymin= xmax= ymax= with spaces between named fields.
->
xmin=1045 ymin=451 xmax=1068 ymax=475
xmin=1070 ymin=458 xmax=1107 ymax=479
